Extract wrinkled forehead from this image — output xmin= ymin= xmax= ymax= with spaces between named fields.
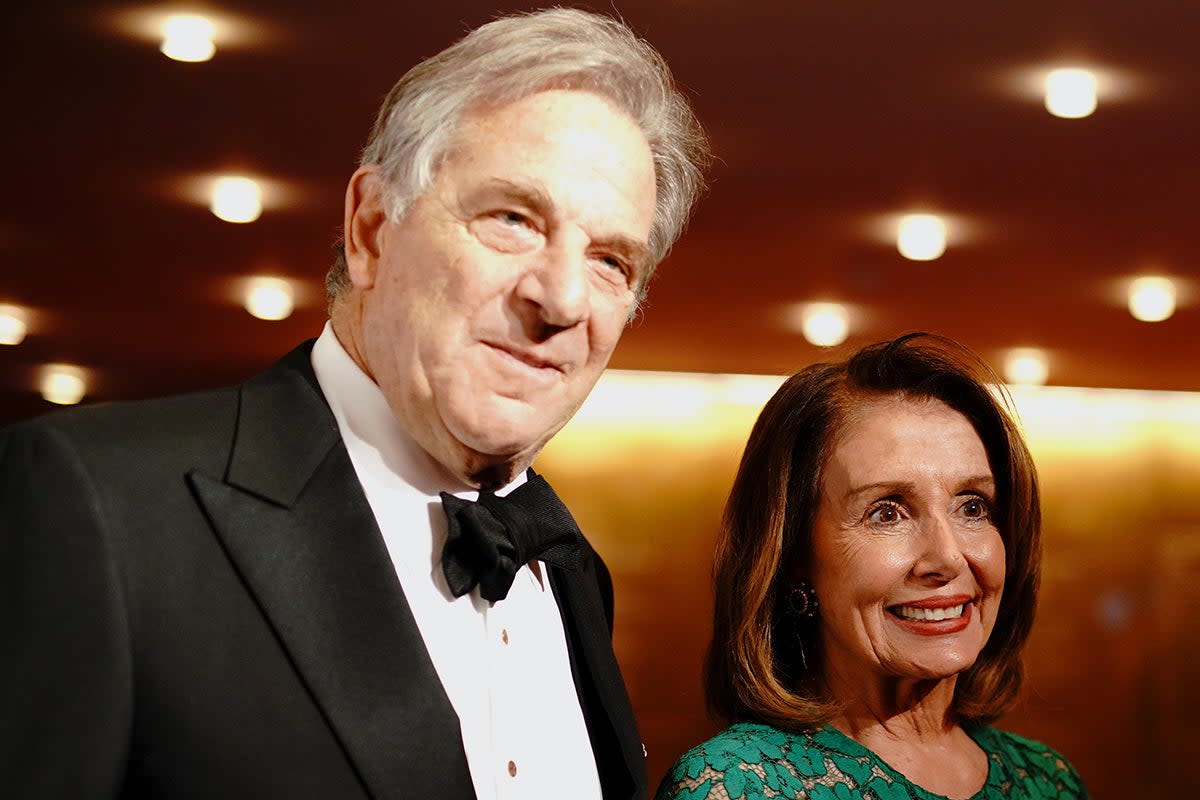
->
xmin=451 ymin=88 xmax=649 ymax=165
xmin=447 ymin=89 xmax=656 ymax=226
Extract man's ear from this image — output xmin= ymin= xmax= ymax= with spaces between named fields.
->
xmin=343 ymin=165 xmax=389 ymax=290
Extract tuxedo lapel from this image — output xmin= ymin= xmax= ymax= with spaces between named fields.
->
xmin=188 ymin=346 xmax=475 ymax=800
xmin=550 ymin=556 xmax=647 ymax=800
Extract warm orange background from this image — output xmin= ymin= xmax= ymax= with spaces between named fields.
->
xmin=541 ymin=382 xmax=1200 ymax=799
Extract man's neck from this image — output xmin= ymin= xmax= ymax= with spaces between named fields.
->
xmin=324 ymin=313 xmax=534 ymax=492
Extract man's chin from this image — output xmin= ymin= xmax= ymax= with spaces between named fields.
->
xmin=438 ymin=398 xmax=575 ymax=485
xmin=455 ymin=444 xmax=541 ymax=490
xmin=445 ymin=429 xmax=547 ymax=489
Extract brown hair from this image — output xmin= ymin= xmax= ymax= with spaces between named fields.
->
xmin=705 ymin=333 xmax=1041 ymax=728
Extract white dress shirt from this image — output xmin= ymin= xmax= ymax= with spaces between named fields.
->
xmin=310 ymin=323 xmax=603 ymax=800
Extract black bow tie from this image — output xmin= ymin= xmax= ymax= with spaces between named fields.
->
xmin=440 ymin=473 xmax=585 ymax=603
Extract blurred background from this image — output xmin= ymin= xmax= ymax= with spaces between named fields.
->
xmin=3 ymin=1 xmax=1198 ymax=797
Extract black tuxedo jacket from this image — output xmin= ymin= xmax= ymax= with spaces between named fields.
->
xmin=0 ymin=342 xmax=647 ymax=799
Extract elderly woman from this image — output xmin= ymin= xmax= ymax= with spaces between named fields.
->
xmin=656 ymin=334 xmax=1087 ymax=800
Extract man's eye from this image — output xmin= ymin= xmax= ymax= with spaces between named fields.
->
xmin=600 ymin=255 xmax=626 ymax=273
xmin=498 ymin=210 xmax=529 ymax=227
xmin=472 ymin=211 xmax=540 ymax=253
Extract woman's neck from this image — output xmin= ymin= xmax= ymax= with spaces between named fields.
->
xmin=826 ymin=675 xmax=988 ymax=800
xmin=824 ymin=659 xmax=960 ymax=733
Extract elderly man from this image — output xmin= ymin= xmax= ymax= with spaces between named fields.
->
xmin=0 ymin=8 xmax=708 ymax=800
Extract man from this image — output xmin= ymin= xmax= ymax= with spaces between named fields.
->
xmin=0 ymin=8 xmax=708 ymax=800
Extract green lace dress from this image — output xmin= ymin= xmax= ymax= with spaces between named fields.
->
xmin=655 ymin=721 xmax=1088 ymax=800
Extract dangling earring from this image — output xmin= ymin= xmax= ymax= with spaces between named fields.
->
xmin=786 ymin=581 xmax=819 ymax=620
xmin=786 ymin=582 xmax=819 ymax=671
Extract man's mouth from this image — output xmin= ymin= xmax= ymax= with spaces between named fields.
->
xmin=486 ymin=342 xmax=562 ymax=374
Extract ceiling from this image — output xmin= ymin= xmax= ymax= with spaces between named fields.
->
xmin=4 ymin=0 xmax=1199 ymax=425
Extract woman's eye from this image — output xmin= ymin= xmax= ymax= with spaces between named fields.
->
xmin=498 ymin=210 xmax=529 ymax=226
xmin=961 ymin=497 xmax=991 ymax=519
xmin=867 ymin=503 xmax=902 ymax=525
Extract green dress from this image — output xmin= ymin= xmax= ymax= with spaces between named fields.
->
xmin=655 ymin=721 xmax=1088 ymax=800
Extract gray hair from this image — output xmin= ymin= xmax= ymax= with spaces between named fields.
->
xmin=326 ymin=7 xmax=710 ymax=306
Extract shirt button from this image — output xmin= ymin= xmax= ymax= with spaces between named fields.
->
xmin=501 ymin=628 xmax=509 ymax=645
xmin=507 ymin=760 xmax=518 ymax=777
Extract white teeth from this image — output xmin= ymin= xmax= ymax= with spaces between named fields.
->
xmin=896 ymin=604 xmax=965 ymax=621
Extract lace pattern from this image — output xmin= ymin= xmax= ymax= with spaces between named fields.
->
xmin=654 ymin=722 xmax=1088 ymax=800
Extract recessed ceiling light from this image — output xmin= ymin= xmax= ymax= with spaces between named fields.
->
xmin=1044 ymin=68 xmax=1098 ymax=119
xmin=38 ymin=364 xmax=88 ymax=405
xmin=106 ymin=7 xmax=275 ymax=57
xmin=243 ymin=277 xmax=295 ymax=321
xmin=160 ymin=14 xmax=216 ymax=62
xmin=864 ymin=212 xmax=975 ymax=258
xmin=896 ymin=213 xmax=947 ymax=261
xmin=170 ymin=172 xmax=304 ymax=220
xmin=1004 ymin=348 xmax=1050 ymax=386
xmin=1002 ymin=63 xmax=1140 ymax=118
xmin=1128 ymin=276 xmax=1176 ymax=322
xmin=796 ymin=303 xmax=850 ymax=347
xmin=0 ymin=304 xmax=29 ymax=345
xmin=210 ymin=176 xmax=263 ymax=223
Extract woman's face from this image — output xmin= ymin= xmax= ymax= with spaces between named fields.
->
xmin=810 ymin=395 xmax=1006 ymax=690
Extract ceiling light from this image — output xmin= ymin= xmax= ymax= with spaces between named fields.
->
xmin=1004 ymin=348 xmax=1049 ymax=386
xmin=39 ymin=364 xmax=88 ymax=405
xmin=0 ymin=304 xmax=28 ymax=345
xmin=160 ymin=14 xmax=216 ymax=62
xmin=210 ymin=176 xmax=263 ymax=223
xmin=243 ymin=277 xmax=295 ymax=320
xmin=1128 ymin=276 xmax=1176 ymax=322
xmin=172 ymin=172 xmax=303 ymax=220
xmin=1003 ymin=64 xmax=1139 ymax=119
xmin=799 ymin=303 xmax=850 ymax=347
xmin=1044 ymin=68 xmax=1098 ymax=119
xmin=108 ymin=7 xmax=278 ymax=63
xmin=896 ymin=214 xmax=947 ymax=261
xmin=865 ymin=212 xmax=975 ymax=257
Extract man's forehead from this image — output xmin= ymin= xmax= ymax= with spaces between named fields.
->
xmin=454 ymin=89 xmax=649 ymax=165
xmin=445 ymin=93 xmax=656 ymax=232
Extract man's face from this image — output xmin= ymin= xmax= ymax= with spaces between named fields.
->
xmin=346 ymin=89 xmax=657 ymax=485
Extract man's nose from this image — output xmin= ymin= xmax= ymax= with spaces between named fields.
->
xmin=516 ymin=241 xmax=590 ymax=334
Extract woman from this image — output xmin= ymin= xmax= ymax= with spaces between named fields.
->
xmin=656 ymin=334 xmax=1087 ymax=800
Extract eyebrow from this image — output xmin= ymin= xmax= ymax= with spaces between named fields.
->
xmin=476 ymin=179 xmax=654 ymax=276
xmin=476 ymin=179 xmax=553 ymax=214
xmin=844 ymin=475 xmax=996 ymax=502
xmin=845 ymin=481 xmax=916 ymax=502
xmin=599 ymin=234 xmax=654 ymax=279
